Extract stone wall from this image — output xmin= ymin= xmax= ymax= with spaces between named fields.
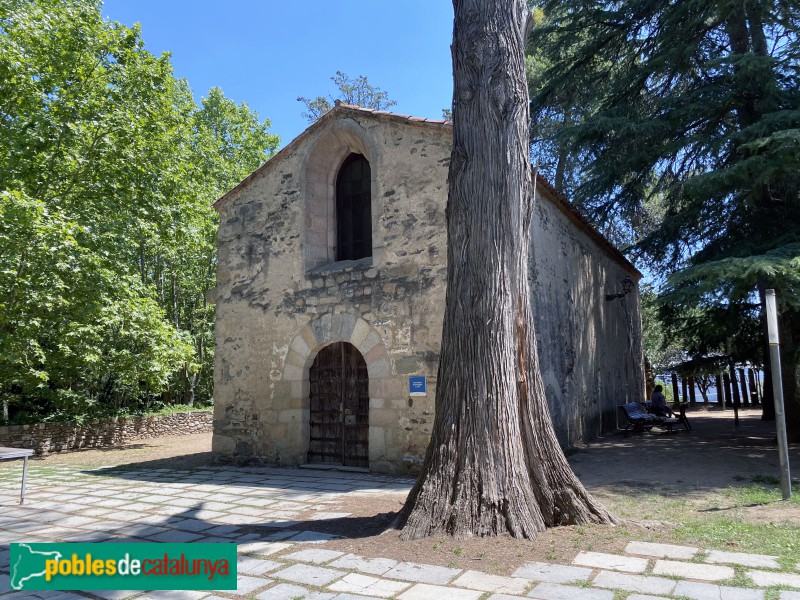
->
xmin=0 ymin=410 xmax=212 ymax=455
xmin=212 ymin=109 xmax=450 ymax=472
xmin=531 ymin=186 xmax=645 ymax=447
xmin=212 ymin=104 xmax=644 ymax=473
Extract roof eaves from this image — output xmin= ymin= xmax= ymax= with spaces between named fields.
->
xmin=534 ymin=173 xmax=643 ymax=280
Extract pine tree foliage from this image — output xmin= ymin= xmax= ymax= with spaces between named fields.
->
xmin=530 ymin=0 xmax=800 ymax=438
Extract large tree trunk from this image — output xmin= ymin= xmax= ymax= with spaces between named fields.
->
xmin=399 ymin=0 xmax=615 ymax=540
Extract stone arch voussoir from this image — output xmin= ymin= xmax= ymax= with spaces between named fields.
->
xmin=300 ymin=118 xmax=383 ymax=270
xmin=283 ymin=313 xmax=389 ymax=396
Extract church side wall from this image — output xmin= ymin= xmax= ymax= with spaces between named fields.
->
xmin=213 ymin=116 xmax=450 ymax=473
xmin=530 ymin=190 xmax=645 ymax=447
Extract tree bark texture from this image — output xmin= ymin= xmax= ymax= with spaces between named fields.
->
xmin=399 ymin=0 xmax=615 ymax=540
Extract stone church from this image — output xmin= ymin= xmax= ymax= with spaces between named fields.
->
xmin=210 ymin=102 xmax=644 ymax=473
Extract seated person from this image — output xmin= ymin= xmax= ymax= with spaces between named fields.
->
xmin=650 ymin=385 xmax=674 ymax=417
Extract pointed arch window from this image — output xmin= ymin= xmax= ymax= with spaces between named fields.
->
xmin=336 ymin=154 xmax=372 ymax=261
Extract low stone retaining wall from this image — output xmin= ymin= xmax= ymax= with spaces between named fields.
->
xmin=0 ymin=410 xmax=212 ymax=455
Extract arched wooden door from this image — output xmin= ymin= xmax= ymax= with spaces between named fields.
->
xmin=308 ymin=342 xmax=369 ymax=468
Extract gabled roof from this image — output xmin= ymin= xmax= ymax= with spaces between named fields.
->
xmin=215 ymin=102 xmax=641 ymax=279
xmin=214 ymin=102 xmax=449 ymax=210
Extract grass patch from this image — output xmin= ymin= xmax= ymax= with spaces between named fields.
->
xmin=763 ymin=589 xmax=782 ymax=600
xmin=722 ymin=478 xmax=800 ymax=508
xmin=718 ymin=572 xmax=755 ymax=588
xmin=673 ymin=518 xmax=800 ymax=563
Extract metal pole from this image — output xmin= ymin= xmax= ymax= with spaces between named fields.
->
xmin=765 ymin=289 xmax=791 ymax=500
xmin=21 ymin=454 xmax=28 ymax=505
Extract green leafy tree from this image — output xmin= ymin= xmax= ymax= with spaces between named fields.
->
xmin=297 ymin=71 xmax=397 ymax=122
xmin=0 ymin=0 xmax=278 ymax=421
xmin=530 ymin=0 xmax=800 ymax=439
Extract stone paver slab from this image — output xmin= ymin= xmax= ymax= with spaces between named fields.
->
xmin=573 ymin=551 xmax=648 ymax=573
xmin=625 ymin=541 xmax=698 ymax=560
xmin=84 ymin=591 xmax=143 ymax=599
xmin=384 ymin=561 xmax=461 ymax=585
xmin=171 ymin=520 xmax=217 ymax=533
xmin=749 ymin=570 xmax=800 ymax=588
xmin=221 ymin=575 xmax=273 ymax=596
xmin=52 ymin=516 xmax=98 ymax=528
xmin=653 ymin=560 xmax=734 ymax=581
xmin=203 ymin=525 xmax=240 ymax=537
xmin=627 ymin=596 xmax=669 ymax=600
xmin=513 ymin=562 xmax=593 ymax=583
xmin=144 ymin=530 xmax=204 ymax=543
xmin=528 ymin=582 xmax=614 ymax=600
xmin=674 ymin=580 xmax=764 ymax=600
xmin=329 ymin=553 xmax=398 ymax=575
xmin=328 ymin=572 xmax=410 ymax=598
xmin=263 ymin=530 xmax=297 ymax=541
xmin=237 ymin=541 xmax=293 ymax=556
xmin=136 ymin=592 xmax=209 ymax=599
xmin=285 ymin=530 xmax=336 ymax=542
xmin=309 ymin=511 xmax=351 ymax=520
xmin=452 ymin=570 xmax=531 ymax=594
xmin=270 ymin=563 xmax=346 ymax=586
xmin=592 ymin=571 xmax=677 ymax=595
xmin=398 ymin=583 xmax=483 ymax=600
xmin=283 ymin=549 xmax=345 ymax=564
xmin=236 ymin=557 xmax=283 ymax=576
xmin=256 ymin=583 xmax=334 ymax=599
xmin=781 ymin=593 xmax=800 ymax=600
xmin=705 ymin=550 xmax=780 ymax=569
xmin=489 ymin=595 xmax=530 ymax=600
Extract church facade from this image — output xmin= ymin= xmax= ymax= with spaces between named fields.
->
xmin=210 ymin=103 xmax=644 ymax=473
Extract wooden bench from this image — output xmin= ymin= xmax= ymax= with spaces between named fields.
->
xmin=620 ymin=402 xmax=685 ymax=434
xmin=619 ymin=402 xmax=658 ymax=433
xmin=675 ymin=403 xmax=692 ymax=431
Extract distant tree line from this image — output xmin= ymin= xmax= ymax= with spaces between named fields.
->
xmin=0 ymin=0 xmax=278 ymax=423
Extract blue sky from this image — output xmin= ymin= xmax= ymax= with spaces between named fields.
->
xmin=102 ymin=1 xmax=455 ymax=148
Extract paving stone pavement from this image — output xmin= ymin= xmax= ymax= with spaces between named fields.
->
xmin=1 ymin=464 xmax=800 ymax=599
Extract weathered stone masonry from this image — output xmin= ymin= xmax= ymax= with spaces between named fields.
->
xmin=0 ymin=410 xmax=212 ymax=455
xmin=211 ymin=104 xmax=644 ymax=473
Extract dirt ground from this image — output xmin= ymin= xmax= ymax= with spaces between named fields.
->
xmin=6 ymin=406 xmax=799 ymax=574
xmin=317 ymin=408 xmax=800 ymax=572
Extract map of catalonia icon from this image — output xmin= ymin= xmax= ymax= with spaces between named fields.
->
xmin=9 ymin=542 xmax=237 ymax=591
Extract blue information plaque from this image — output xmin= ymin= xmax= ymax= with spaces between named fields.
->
xmin=409 ymin=376 xmax=427 ymax=396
